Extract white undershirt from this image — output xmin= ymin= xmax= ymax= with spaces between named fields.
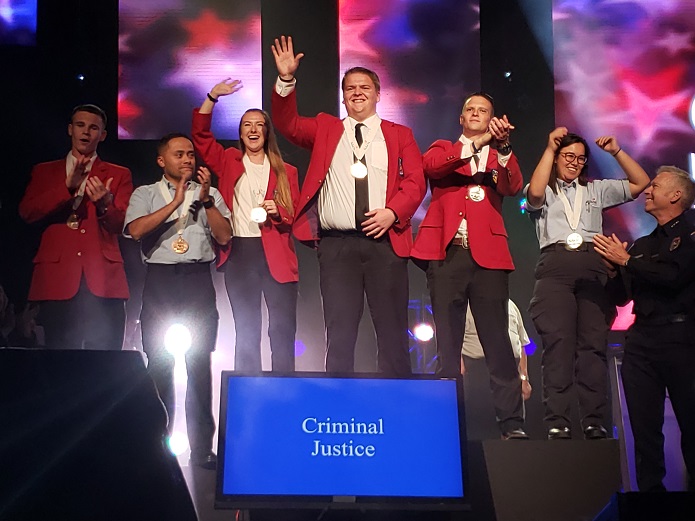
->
xmin=233 ymin=155 xmax=270 ymax=237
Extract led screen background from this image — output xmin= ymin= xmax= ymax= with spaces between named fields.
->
xmin=0 ymin=0 xmax=36 ymax=45
xmin=118 ymin=0 xmax=262 ymax=140
xmin=339 ymin=0 xmax=481 ymax=223
xmin=553 ymin=0 xmax=695 ymax=242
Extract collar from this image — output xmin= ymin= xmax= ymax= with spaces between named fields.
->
xmin=655 ymin=214 xmax=686 ymax=237
xmin=162 ymin=176 xmax=197 ymax=191
xmin=347 ymin=113 xmax=381 ymax=131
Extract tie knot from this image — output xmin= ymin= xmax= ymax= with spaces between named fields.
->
xmin=355 ymin=123 xmax=365 ymax=146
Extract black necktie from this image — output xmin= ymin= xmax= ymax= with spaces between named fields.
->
xmin=354 ymin=123 xmax=369 ymax=227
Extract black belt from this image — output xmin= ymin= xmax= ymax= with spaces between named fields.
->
xmin=451 ymin=237 xmax=469 ymax=249
xmin=541 ymin=242 xmax=593 ymax=253
xmin=320 ymin=228 xmax=388 ymax=242
xmin=146 ymin=262 xmax=212 ymax=274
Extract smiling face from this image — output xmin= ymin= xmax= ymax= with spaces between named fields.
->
xmin=239 ymin=110 xmax=267 ymax=156
xmin=644 ymin=172 xmax=680 ymax=216
xmin=555 ymin=142 xmax=587 ymax=183
xmin=460 ymin=95 xmax=493 ymax=138
xmin=68 ymin=111 xmax=107 ymax=157
xmin=342 ymin=72 xmax=380 ymax=122
xmin=157 ymin=137 xmax=195 ymax=182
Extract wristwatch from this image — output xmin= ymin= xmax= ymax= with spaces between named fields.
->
xmin=520 ymin=374 xmax=529 ymax=382
xmin=202 ymin=198 xmax=214 ymax=209
xmin=497 ymin=142 xmax=512 ymax=155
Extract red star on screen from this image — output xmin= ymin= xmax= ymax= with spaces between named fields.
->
xmin=182 ymin=9 xmax=240 ymax=50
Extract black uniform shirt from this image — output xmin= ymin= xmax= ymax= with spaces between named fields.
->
xmin=613 ymin=214 xmax=695 ymax=322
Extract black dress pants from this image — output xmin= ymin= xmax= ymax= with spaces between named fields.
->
xmin=39 ymin=277 xmax=125 ymax=351
xmin=427 ymin=244 xmax=524 ymax=433
xmin=140 ymin=262 xmax=218 ymax=459
xmin=529 ymin=247 xmax=614 ymax=430
xmin=622 ymin=322 xmax=695 ymax=492
xmin=224 ymin=237 xmax=297 ymax=372
xmin=318 ymin=232 xmax=411 ymax=377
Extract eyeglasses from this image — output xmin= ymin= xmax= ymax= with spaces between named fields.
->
xmin=560 ymin=152 xmax=587 ymax=165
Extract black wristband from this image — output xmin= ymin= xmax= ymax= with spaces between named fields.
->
xmin=278 ymin=76 xmax=295 ymax=83
xmin=612 ymin=148 xmax=622 ymax=157
xmin=202 ymin=198 xmax=214 ymax=209
xmin=207 ymin=93 xmax=218 ymax=103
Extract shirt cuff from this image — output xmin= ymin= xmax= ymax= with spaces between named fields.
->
xmin=275 ymin=77 xmax=297 ymax=97
xmin=497 ymin=152 xmax=511 ymax=167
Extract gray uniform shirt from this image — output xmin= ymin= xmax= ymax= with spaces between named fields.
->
xmin=523 ymin=179 xmax=632 ymax=249
xmin=124 ymin=177 xmax=232 ymax=264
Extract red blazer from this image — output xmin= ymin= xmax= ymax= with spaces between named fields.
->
xmin=19 ymin=158 xmax=132 ymax=301
xmin=411 ymin=139 xmax=522 ymax=270
xmin=192 ymin=109 xmax=300 ymax=283
xmin=271 ymin=89 xmax=426 ymax=258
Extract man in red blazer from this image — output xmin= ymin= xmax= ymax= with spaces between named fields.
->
xmin=271 ymin=36 xmax=426 ymax=377
xmin=19 ymin=104 xmax=132 ymax=350
xmin=412 ymin=93 xmax=527 ymax=439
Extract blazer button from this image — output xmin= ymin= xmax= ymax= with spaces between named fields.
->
xmin=80 ymin=229 xmax=86 ymax=234
xmin=459 ymin=212 xmax=463 ymax=216
xmin=465 ymin=196 xmax=469 ymax=200
xmin=77 ymin=252 xmax=82 ymax=257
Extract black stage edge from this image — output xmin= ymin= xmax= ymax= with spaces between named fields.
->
xmin=188 ymin=440 xmax=620 ymax=521
xmin=593 ymin=492 xmax=695 ymax=521
xmin=0 ymin=348 xmax=197 ymax=521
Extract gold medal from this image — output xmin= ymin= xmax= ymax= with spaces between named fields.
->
xmin=469 ymin=185 xmax=485 ymax=202
xmin=250 ymin=206 xmax=268 ymax=223
xmin=172 ymin=236 xmax=189 ymax=254
xmin=66 ymin=213 xmax=80 ymax=230
xmin=565 ymin=232 xmax=583 ymax=250
xmin=350 ymin=161 xmax=368 ymax=179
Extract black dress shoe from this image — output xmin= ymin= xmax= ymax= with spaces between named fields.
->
xmin=502 ymin=428 xmax=529 ymax=440
xmin=547 ymin=427 xmax=571 ymax=440
xmin=190 ymin=452 xmax=217 ymax=470
xmin=584 ymin=425 xmax=608 ymax=440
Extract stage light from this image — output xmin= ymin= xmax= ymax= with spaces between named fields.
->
xmin=166 ymin=431 xmax=189 ymax=456
xmin=519 ymin=197 xmax=527 ymax=214
xmin=76 ymin=73 xmax=85 ymax=81
xmin=504 ymin=70 xmax=512 ymax=79
xmin=164 ymin=323 xmax=192 ymax=356
xmin=413 ymin=323 xmax=435 ymax=342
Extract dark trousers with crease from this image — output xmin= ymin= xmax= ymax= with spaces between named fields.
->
xmin=529 ymin=248 xmax=613 ymax=431
xmin=223 ymin=237 xmax=297 ymax=373
xmin=622 ymin=322 xmax=695 ymax=492
xmin=318 ymin=232 xmax=411 ymax=377
xmin=427 ymin=244 xmax=524 ymax=433
xmin=140 ymin=262 xmax=218 ymax=459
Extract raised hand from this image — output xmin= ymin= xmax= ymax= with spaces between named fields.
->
xmin=85 ymin=176 xmax=113 ymax=205
xmin=489 ymin=115 xmax=515 ymax=145
xmin=66 ymin=154 xmax=91 ymax=190
xmin=210 ymin=78 xmax=243 ymax=100
xmin=547 ymin=127 xmax=568 ymax=152
xmin=197 ymin=166 xmax=212 ymax=203
xmin=271 ymin=35 xmax=304 ymax=80
xmin=595 ymin=136 xmax=620 ymax=156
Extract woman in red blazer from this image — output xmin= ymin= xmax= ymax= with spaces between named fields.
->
xmin=192 ymin=79 xmax=300 ymax=372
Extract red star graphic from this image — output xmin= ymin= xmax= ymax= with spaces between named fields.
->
xmin=182 ymin=9 xmax=240 ymax=50
xmin=616 ymin=63 xmax=687 ymax=99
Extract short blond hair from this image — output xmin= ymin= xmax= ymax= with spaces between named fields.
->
xmin=657 ymin=165 xmax=695 ymax=210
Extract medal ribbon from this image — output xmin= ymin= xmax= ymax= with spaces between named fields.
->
xmin=157 ymin=178 xmax=195 ymax=239
xmin=556 ymin=182 xmax=585 ymax=231
xmin=343 ymin=117 xmax=380 ymax=161
xmin=242 ymin=155 xmax=270 ymax=206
